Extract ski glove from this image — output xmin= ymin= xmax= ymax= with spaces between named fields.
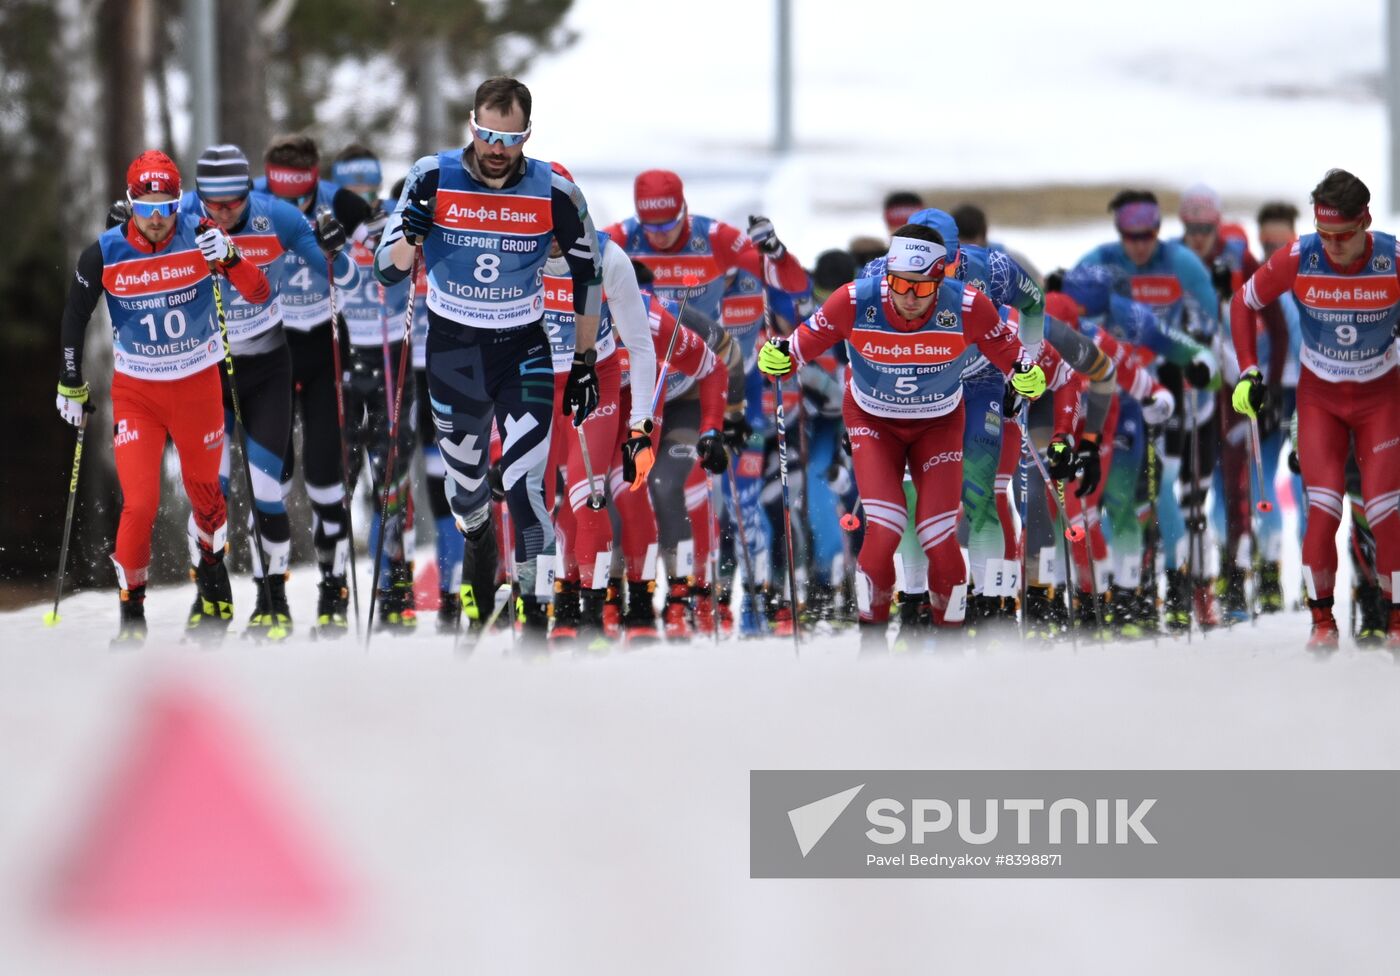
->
xmin=106 ymin=198 xmax=132 ymax=229
xmin=1231 ymin=367 xmax=1268 ymax=420
xmin=315 ymin=209 xmax=347 ymax=257
xmin=56 ymin=380 xmax=92 ymax=428
xmin=196 ymin=225 xmax=238 ymax=266
xmin=1072 ymin=435 xmax=1102 ymax=498
xmin=563 ymin=349 xmax=599 ymax=426
xmin=722 ymin=409 xmax=753 ymax=452
xmin=621 ymin=422 xmax=655 ymax=489
xmin=696 ymin=429 xmax=729 ymax=474
xmin=747 ymin=214 xmax=786 ymax=258
xmin=1046 ymin=435 xmax=1076 ymax=482
xmin=1184 ymin=351 xmax=1218 ymax=390
xmin=1142 ymin=385 xmax=1175 ymax=426
xmin=401 ymin=197 xmax=435 ymax=245
xmin=1010 ymin=360 xmax=1047 ymax=399
xmin=359 ymin=201 xmax=388 ymax=247
xmin=488 ymin=460 xmax=505 ymax=502
xmin=757 ymin=338 xmax=794 ymax=379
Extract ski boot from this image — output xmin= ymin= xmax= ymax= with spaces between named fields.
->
xmin=892 ymin=590 xmax=932 ymax=652
xmin=692 ymin=583 xmax=717 ymax=637
xmin=460 ymin=518 xmax=500 ymax=641
xmin=662 ymin=577 xmax=693 ymax=640
xmin=1354 ymin=580 xmax=1388 ymax=648
xmin=1023 ymin=585 xmax=1060 ymax=640
xmin=246 ymin=573 xmax=292 ymax=641
xmin=549 ymin=579 xmax=582 ymax=647
xmin=602 ymin=577 xmax=624 ymax=640
xmin=1221 ymin=564 xmax=1249 ymax=625
xmin=437 ymin=589 xmax=462 ymax=635
xmin=1306 ymin=598 xmax=1340 ymax=653
xmin=623 ymin=579 xmax=661 ymax=647
xmin=577 ymin=588 xmax=611 ymax=653
xmin=516 ymin=593 xmax=551 ymax=650
xmin=1164 ymin=569 xmax=1191 ymax=633
xmin=111 ymin=585 xmax=148 ymax=648
xmin=1257 ymin=560 xmax=1283 ymax=614
xmin=1106 ymin=585 xmax=1147 ymax=640
xmin=768 ymin=599 xmax=795 ymax=639
xmin=962 ymin=593 xmax=1001 ymax=641
xmin=315 ymin=570 xmax=350 ymax=638
xmin=186 ymin=551 xmax=233 ymax=645
xmin=376 ymin=560 xmax=418 ymax=632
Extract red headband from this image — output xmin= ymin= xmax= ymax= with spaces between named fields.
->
xmin=265 ymin=163 xmax=319 ymax=198
xmin=1314 ymin=203 xmax=1368 ymax=224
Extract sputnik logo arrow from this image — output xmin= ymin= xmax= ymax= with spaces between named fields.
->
xmin=788 ymin=784 xmax=864 ymax=857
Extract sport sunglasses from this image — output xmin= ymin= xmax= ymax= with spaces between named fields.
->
xmin=127 ymin=194 xmax=181 ymax=219
xmin=200 ymin=193 xmax=250 ymax=215
xmin=470 ymin=112 xmax=532 ymax=147
xmin=641 ymin=213 xmax=685 ymax=234
xmin=1314 ymin=220 xmax=1365 ymax=245
xmin=886 ymin=273 xmax=940 ymax=298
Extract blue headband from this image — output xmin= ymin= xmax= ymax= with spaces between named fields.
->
xmin=332 ymin=156 xmax=382 ymax=187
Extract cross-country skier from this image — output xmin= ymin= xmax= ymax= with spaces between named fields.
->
xmin=58 ymin=150 xmax=271 ymax=644
xmin=375 ymin=77 xmax=606 ymax=638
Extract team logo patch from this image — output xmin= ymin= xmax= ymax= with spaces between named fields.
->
xmin=1308 ymin=253 xmax=1319 ymax=269
xmin=936 ymin=309 xmax=957 ymax=328
xmin=970 ymin=278 xmax=988 ymax=293
xmin=690 ymin=235 xmax=706 ymax=253
xmin=1374 ymin=255 xmax=1393 ymax=272
xmin=251 ymin=215 xmax=271 ymax=232
xmin=864 ymin=304 xmax=877 ymax=323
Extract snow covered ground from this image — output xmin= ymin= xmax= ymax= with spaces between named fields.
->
xmin=1 ymin=548 xmax=1399 ymax=974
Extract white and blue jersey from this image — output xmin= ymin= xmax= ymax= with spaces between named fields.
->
xmin=97 ymin=212 xmax=224 ymax=380
xmin=249 ymin=177 xmax=360 ymax=331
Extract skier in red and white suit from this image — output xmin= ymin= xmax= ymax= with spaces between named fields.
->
xmin=1231 ymin=169 xmax=1400 ymax=650
xmin=758 ymin=225 xmax=1045 ymax=643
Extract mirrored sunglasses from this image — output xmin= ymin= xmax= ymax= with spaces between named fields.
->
xmin=127 ymin=195 xmax=181 ymax=219
xmin=886 ymin=273 xmax=940 ymax=298
xmin=470 ymin=113 xmax=531 ymax=147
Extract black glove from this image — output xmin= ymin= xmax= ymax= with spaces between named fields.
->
xmin=562 ymin=349 xmax=599 ymax=426
xmin=1257 ymin=397 xmax=1281 ymax=440
xmin=1002 ymin=380 xmax=1025 ymax=419
xmin=840 ymin=428 xmax=852 ymax=457
xmin=400 ymin=196 xmax=434 ymax=246
xmin=746 ymin=214 xmax=785 ymax=258
xmin=315 ymin=209 xmax=346 ymax=257
xmin=1072 ymin=436 xmax=1102 ymax=498
xmin=488 ymin=460 xmax=505 ymax=502
xmin=1043 ymin=268 xmax=1065 ymax=294
xmin=1210 ymin=258 xmax=1234 ymax=304
xmin=362 ymin=200 xmax=388 ymax=246
xmin=1183 ymin=358 xmax=1213 ymax=390
xmin=696 ymin=429 xmax=729 ymax=474
xmin=1287 ymin=451 xmax=1301 ymax=476
xmin=722 ymin=411 xmax=752 ymax=452
xmin=1046 ymin=435 xmax=1075 ymax=481
xmin=106 ymin=198 xmax=132 ymax=228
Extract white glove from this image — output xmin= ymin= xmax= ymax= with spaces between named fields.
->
xmin=1142 ymin=386 xmax=1175 ymax=426
xmin=56 ymin=380 xmax=91 ymax=428
xmin=196 ymin=226 xmax=235 ymax=264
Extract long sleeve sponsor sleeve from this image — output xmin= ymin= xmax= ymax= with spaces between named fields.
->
xmin=602 ymin=240 xmax=656 ymax=427
xmin=790 ymin=284 xmax=857 ymax=369
xmin=59 ymin=242 xmax=105 ymax=383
